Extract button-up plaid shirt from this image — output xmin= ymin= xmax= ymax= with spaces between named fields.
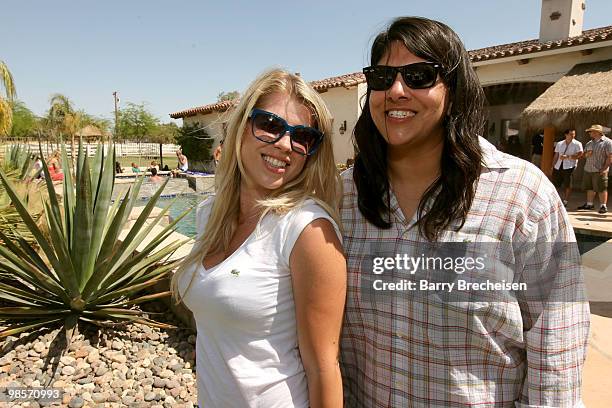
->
xmin=340 ymin=140 xmax=590 ymax=407
xmin=583 ymin=135 xmax=612 ymax=173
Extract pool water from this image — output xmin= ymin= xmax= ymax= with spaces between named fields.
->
xmin=153 ymin=194 xmax=209 ymax=237
xmin=575 ymin=233 xmax=609 ymax=255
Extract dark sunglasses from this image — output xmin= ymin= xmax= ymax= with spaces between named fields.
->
xmin=362 ymin=62 xmax=442 ymax=91
xmin=249 ymin=108 xmax=324 ymax=156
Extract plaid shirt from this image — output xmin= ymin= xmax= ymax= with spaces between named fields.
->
xmin=340 ymin=140 xmax=590 ymax=407
xmin=583 ymin=135 xmax=612 ymax=173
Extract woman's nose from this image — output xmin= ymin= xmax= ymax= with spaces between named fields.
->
xmin=274 ymin=132 xmax=293 ymax=152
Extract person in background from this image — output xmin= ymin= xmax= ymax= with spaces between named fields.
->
xmin=551 ymin=128 xmax=582 ymax=207
xmin=171 ymin=69 xmax=346 ymax=408
xmin=176 ymin=149 xmax=189 ymax=172
xmin=131 ymin=162 xmax=142 ymax=173
xmin=149 ymin=167 xmax=162 ymax=182
xmin=505 ymin=134 xmax=523 ymax=158
xmin=530 ymin=130 xmax=544 ymax=167
xmin=32 ymin=156 xmax=44 ymax=180
xmin=115 ymin=161 xmax=123 ymax=174
xmin=213 ymin=139 xmax=224 ymax=167
xmin=150 ymin=160 xmax=159 ymax=172
xmin=577 ymin=124 xmax=612 ymax=213
xmin=341 ymin=16 xmax=589 ymax=407
xmin=47 ymin=150 xmax=64 ymax=181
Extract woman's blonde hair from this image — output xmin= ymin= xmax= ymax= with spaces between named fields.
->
xmin=171 ymin=68 xmax=341 ymax=304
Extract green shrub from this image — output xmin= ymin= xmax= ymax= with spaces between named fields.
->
xmin=0 ymin=142 xmax=190 ymax=338
xmin=175 ymin=122 xmax=214 ymax=164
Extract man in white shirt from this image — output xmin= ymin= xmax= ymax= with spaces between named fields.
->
xmin=551 ymin=129 xmax=583 ymax=207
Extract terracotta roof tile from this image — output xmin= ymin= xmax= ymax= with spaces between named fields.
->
xmin=170 ymin=73 xmax=366 ymax=118
xmin=469 ymin=25 xmax=612 ymax=62
xmin=171 ymin=25 xmax=612 ymax=119
xmin=170 ymin=99 xmax=238 ymax=119
xmin=309 ymin=72 xmax=366 ymax=92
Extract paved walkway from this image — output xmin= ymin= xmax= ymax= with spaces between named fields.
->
xmin=581 ymin=234 xmax=612 ymax=407
xmin=564 ymin=190 xmax=612 ymax=237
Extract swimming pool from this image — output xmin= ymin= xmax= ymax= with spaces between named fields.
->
xmin=153 ymin=194 xmax=209 ymax=237
xmin=120 ymin=178 xmax=209 ymax=237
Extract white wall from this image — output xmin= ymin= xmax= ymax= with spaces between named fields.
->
xmin=539 ymin=0 xmax=585 ymax=42
xmin=179 ymin=86 xmax=366 ymax=166
xmin=319 ymin=86 xmax=362 ymax=164
xmin=183 ymin=111 xmax=228 ymax=149
xmin=475 ymin=44 xmax=612 ymax=86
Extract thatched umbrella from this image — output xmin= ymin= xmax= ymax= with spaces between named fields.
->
xmin=522 ymin=59 xmax=612 ymax=133
xmin=522 ymin=59 xmax=612 ymax=184
xmin=75 ymin=124 xmax=105 ymax=141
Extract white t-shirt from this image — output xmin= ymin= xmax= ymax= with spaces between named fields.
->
xmin=178 ymin=157 xmax=188 ymax=171
xmin=553 ymin=139 xmax=583 ymax=170
xmin=178 ymin=197 xmax=340 ymax=408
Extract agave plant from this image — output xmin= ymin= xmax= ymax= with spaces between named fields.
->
xmin=0 ymin=145 xmax=39 ymax=245
xmin=1 ymin=144 xmax=35 ymax=180
xmin=0 ymin=143 xmax=190 ymax=338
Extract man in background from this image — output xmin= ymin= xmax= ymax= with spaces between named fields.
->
xmin=551 ymin=129 xmax=582 ymax=207
xmin=577 ymin=124 xmax=612 ymax=214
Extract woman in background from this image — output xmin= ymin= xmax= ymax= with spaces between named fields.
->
xmin=46 ymin=150 xmax=63 ymax=181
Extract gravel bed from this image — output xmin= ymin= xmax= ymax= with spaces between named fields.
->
xmin=0 ymin=302 xmax=198 ymax=407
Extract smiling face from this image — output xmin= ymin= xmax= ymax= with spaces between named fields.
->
xmin=369 ymin=41 xmax=449 ymax=152
xmin=588 ymin=130 xmax=603 ymax=140
xmin=239 ymin=92 xmax=310 ymax=200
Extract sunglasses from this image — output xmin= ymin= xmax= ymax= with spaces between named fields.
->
xmin=362 ymin=62 xmax=442 ymax=91
xmin=249 ymin=108 xmax=324 ymax=156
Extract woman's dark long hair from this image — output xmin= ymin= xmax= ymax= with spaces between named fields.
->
xmin=353 ymin=16 xmax=485 ymax=241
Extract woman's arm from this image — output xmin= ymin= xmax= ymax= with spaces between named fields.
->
xmin=290 ymin=218 xmax=346 ymax=408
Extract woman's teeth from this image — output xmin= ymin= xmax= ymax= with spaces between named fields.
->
xmin=263 ymin=155 xmax=287 ymax=168
xmin=387 ymin=110 xmax=415 ymax=119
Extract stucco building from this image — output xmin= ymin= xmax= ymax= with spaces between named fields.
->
xmin=170 ymin=0 xmax=612 ymax=177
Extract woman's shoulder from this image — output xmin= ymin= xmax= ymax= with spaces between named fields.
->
xmin=287 ymin=198 xmax=338 ymax=223
xmin=278 ymin=199 xmax=339 ymax=233
xmin=278 ymin=199 xmax=342 ymax=261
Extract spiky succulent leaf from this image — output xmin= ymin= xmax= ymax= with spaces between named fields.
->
xmin=0 ymin=143 xmax=187 ymax=338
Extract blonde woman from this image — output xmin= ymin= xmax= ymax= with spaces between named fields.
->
xmin=171 ymin=69 xmax=346 ymax=408
xmin=47 ymin=150 xmax=63 ymax=181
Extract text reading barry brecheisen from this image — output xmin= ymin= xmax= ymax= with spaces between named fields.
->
xmin=359 ymin=241 xmax=584 ymax=304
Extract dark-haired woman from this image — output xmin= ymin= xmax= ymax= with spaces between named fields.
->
xmin=340 ymin=16 xmax=589 ymax=407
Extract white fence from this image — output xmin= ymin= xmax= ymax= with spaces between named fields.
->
xmin=0 ymin=141 xmax=181 ymax=159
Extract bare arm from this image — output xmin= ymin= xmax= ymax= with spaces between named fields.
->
xmin=602 ymin=152 xmax=612 ymax=174
xmin=290 ymin=218 xmax=346 ymax=408
xmin=551 ymin=152 xmax=559 ymax=171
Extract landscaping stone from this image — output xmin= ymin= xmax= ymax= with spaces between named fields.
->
xmin=32 ymin=342 xmax=46 ymax=353
xmin=61 ymin=365 xmax=76 ymax=376
xmin=68 ymin=396 xmax=84 ymax=408
xmin=0 ymin=303 xmax=198 ymax=406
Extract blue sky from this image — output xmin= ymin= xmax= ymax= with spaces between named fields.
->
xmin=2 ymin=0 xmax=611 ymax=124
